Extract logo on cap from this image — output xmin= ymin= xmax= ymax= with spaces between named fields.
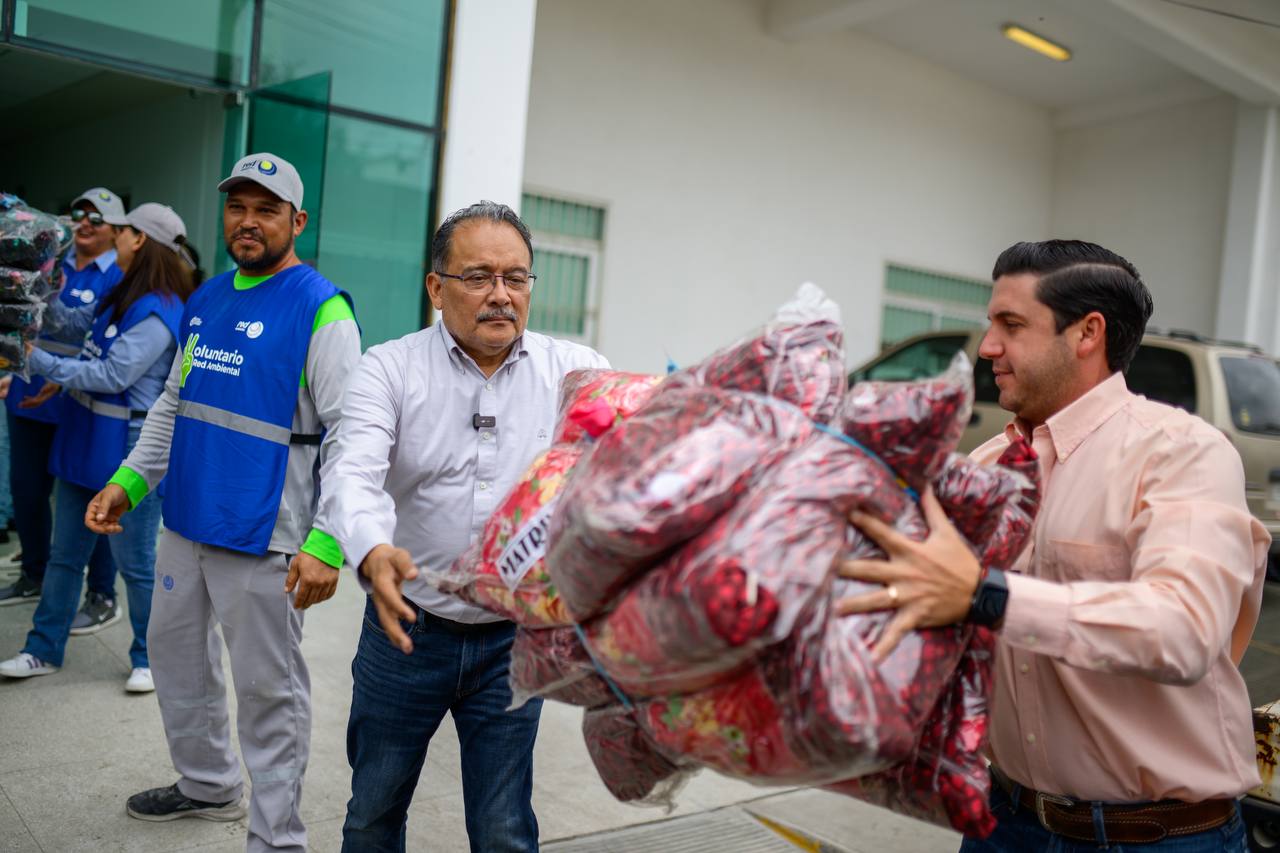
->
xmin=97 ymin=191 xmax=112 ymax=201
xmin=258 ymin=160 xmax=278 ymax=176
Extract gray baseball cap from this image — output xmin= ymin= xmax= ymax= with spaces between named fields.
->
xmin=72 ymin=187 xmax=126 ymax=221
xmin=217 ymin=153 xmax=303 ymax=209
xmin=122 ymin=203 xmax=187 ymax=254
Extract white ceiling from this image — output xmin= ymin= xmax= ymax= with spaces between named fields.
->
xmin=855 ymin=0 xmax=1208 ymax=109
xmin=763 ymin=0 xmax=1280 ymax=122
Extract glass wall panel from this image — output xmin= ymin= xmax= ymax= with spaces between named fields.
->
xmin=258 ymin=0 xmax=448 ymax=126
xmin=247 ymin=73 xmax=332 ymax=264
xmin=316 ymin=115 xmax=434 ymax=346
xmin=13 ymin=0 xmax=253 ymax=85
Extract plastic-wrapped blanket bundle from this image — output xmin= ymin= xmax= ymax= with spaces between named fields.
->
xmin=422 ymin=370 xmax=663 ymax=628
xmin=419 ymin=285 xmax=1042 ymax=838
xmin=0 ymin=194 xmax=70 ymax=373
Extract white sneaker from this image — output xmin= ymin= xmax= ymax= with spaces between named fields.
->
xmin=0 ymin=652 xmax=59 ymax=678
xmin=126 ymin=667 xmax=155 ymax=693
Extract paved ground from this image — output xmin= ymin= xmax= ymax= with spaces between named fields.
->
xmin=0 ymin=538 xmax=959 ymax=853
xmin=3 ymin=533 xmax=1278 ymax=853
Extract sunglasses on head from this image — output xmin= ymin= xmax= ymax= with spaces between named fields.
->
xmin=71 ymin=209 xmax=106 ymax=226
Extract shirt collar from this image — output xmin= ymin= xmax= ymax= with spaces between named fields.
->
xmin=64 ymin=248 xmax=118 ymax=274
xmin=437 ymin=322 xmax=529 ymax=374
xmin=1006 ymin=371 xmax=1131 ymax=464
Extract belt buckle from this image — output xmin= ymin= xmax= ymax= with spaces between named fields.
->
xmin=1035 ymin=790 xmax=1075 ymax=832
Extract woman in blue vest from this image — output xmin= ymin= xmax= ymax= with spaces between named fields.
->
xmin=0 ymin=203 xmax=198 ymax=692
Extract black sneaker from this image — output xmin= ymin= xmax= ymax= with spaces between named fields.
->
xmin=0 ymin=575 xmax=39 ymax=606
xmin=69 ymin=591 xmax=122 ymax=635
xmin=126 ymin=783 xmax=246 ymax=822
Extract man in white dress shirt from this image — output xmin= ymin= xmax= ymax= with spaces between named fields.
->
xmin=314 ymin=201 xmax=608 ymax=853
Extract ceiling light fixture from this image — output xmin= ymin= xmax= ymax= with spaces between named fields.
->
xmin=1002 ymin=24 xmax=1072 ymax=62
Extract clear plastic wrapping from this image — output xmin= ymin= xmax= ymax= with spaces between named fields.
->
xmin=554 ymin=369 xmax=663 ymax=444
xmin=0 ymin=204 xmax=68 ymax=272
xmin=545 ymin=386 xmax=813 ymax=620
xmin=666 ymin=288 xmax=845 ymax=424
xmin=839 ymin=352 xmax=974 ymax=490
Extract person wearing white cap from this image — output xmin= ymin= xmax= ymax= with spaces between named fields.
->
xmin=0 ymin=188 xmax=122 ymax=623
xmin=0 ymin=203 xmax=200 ymax=694
xmin=84 ymin=153 xmax=361 ymax=853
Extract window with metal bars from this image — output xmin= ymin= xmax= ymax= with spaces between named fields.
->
xmin=521 ymin=192 xmax=604 ymax=345
xmin=880 ymin=264 xmax=990 ymax=348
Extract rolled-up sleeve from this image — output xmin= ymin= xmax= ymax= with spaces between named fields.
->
xmin=312 ymin=347 xmax=403 ymax=573
xmin=1001 ymin=430 xmax=1269 ymax=684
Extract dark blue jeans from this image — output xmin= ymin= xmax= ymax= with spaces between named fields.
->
xmin=960 ymin=778 xmax=1248 ymax=852
xmin=23 ymin=478 xmax=161 ymax=668
xmin=7 ymin=411 xmax=115 ymax=594
xmin=342 ymin=599 xmax=542 ymax=853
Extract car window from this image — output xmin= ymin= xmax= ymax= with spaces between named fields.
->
xmin=1219 ymin=356 xmax=1280 ymax=436
xmin=852 ymin=334 xmax=967 ymax=383
xmin=1125 ymin=345 xmax=1197 ymax=413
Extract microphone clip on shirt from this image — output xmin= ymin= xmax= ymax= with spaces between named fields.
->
xmin=472 ymin=413 xmax=496 ymax=430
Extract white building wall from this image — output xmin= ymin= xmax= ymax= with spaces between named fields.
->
xmin=1049 ymin=96 xmax=1237 ymax=337
xmin=523 ymin=0 xmax=1054 ymax=372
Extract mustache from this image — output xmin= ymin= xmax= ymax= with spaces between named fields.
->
xmin=231 ymin=229 xmax=264 ymax=243
xmin=476 ymin=308 xmax=518 ymax=323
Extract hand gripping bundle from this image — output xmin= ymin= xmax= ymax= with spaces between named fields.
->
xmin=0 ymin=194 xmax=68 ymax=373
xmin=423 ymin=284 xmax=1040 ymax=837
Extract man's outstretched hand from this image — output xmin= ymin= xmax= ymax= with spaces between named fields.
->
xmin=360 ymin=544 xmax=420 ymax=654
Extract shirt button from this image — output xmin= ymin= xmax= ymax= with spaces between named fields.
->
xmin=1026 ymin=733 xmax=1037 ymax=744
xmin=1019 ymin=663 xmax=1030 ymax=674
xmin=485 ymin=383 xmax=493 ymax=391
xmin=478 ymin=482 xmax=488 ymax=491
xmin=1025 ymin=635 xmax=1037 ymax=646
xmin=481 ymin=432 xmax=492 ymax=442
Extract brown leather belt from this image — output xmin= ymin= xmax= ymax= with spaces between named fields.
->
xmin=991 ymin=766 xmax=1237 ymax=844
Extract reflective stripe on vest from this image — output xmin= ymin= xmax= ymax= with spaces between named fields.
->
xmin=36 ymin=339 xmax=83 ymax=357
xmin=177 ymin=399 xmax=293 ymax=446
xmin=67 ymin=388 xmax=132 ymax=421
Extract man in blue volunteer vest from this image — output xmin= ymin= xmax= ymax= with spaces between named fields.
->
xmin=85 ymin=154 xmax=361 ymax=853
xmin=0 ymin=188 xmax=121 ymax=614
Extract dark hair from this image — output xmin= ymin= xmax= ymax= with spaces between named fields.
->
xmin=992 ymin=239 xmax=1153 ymax=373
xmin=99 ymin=227 xmax=201 ymax=323
xmin=430 ymin=201 xmax=533 ymax=274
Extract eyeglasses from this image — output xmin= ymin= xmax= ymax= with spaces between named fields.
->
xmin=438 ymin=271 xmax=536 ymax=294
xmin=70 ymin=210 xmax=106 ymax=226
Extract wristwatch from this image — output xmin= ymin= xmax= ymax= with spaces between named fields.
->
xmin=966 ymin=567 xmax=1009 ymax=628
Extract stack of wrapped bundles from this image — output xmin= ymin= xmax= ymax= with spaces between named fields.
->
xmin=423 ymin=284 xmax=1039 ymax=839
xmin=0 ymin=194 xmax=67 ymax=373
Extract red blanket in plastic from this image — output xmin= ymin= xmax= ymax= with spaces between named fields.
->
xmin=545 ymin=386 xmax=813 ymax=620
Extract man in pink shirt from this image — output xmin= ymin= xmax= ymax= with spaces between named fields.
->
xmin=840 ymin=240 xmax=1270 ymax=851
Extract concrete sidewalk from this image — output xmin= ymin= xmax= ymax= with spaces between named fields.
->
xmin=0 ymin=546 xmax=959 ymax=853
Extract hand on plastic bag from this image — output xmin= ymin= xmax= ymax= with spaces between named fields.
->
xmin=837 ymin=487 xmax=983 ymax=660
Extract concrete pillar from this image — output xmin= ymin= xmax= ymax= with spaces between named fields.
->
xmin=1216 ymin=103 xmax=1280 ymax=354
xmin=437 ymin=0 xmax=539 ymax=222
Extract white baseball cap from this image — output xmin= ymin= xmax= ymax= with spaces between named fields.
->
xmin=121 ymin=203 xmax=188 ymax=254
xmin=72 ymin=187 xmax=126 ymax=221
xmin=217 ymin=153 xmax=304 ymax=209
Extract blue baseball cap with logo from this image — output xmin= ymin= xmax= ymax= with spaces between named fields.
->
xmin=217 ymin=153 xmax=304 ymax=209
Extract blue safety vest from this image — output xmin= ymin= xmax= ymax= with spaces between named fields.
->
xmin=7 ymin=254 xmax=123 ymax=423
xmin=48 ymin=293 xmax=183 ymax=491
xmin=162 ymin=265 xmax=345 ymax=555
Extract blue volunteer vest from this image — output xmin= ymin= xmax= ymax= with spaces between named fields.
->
xmin=49 ymin=293 xmax=184 ymax=491
xmin=8 ymin=255 xmax=123 ymax=423
xmin=162 ymin=265 xmax=343 ymax=555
